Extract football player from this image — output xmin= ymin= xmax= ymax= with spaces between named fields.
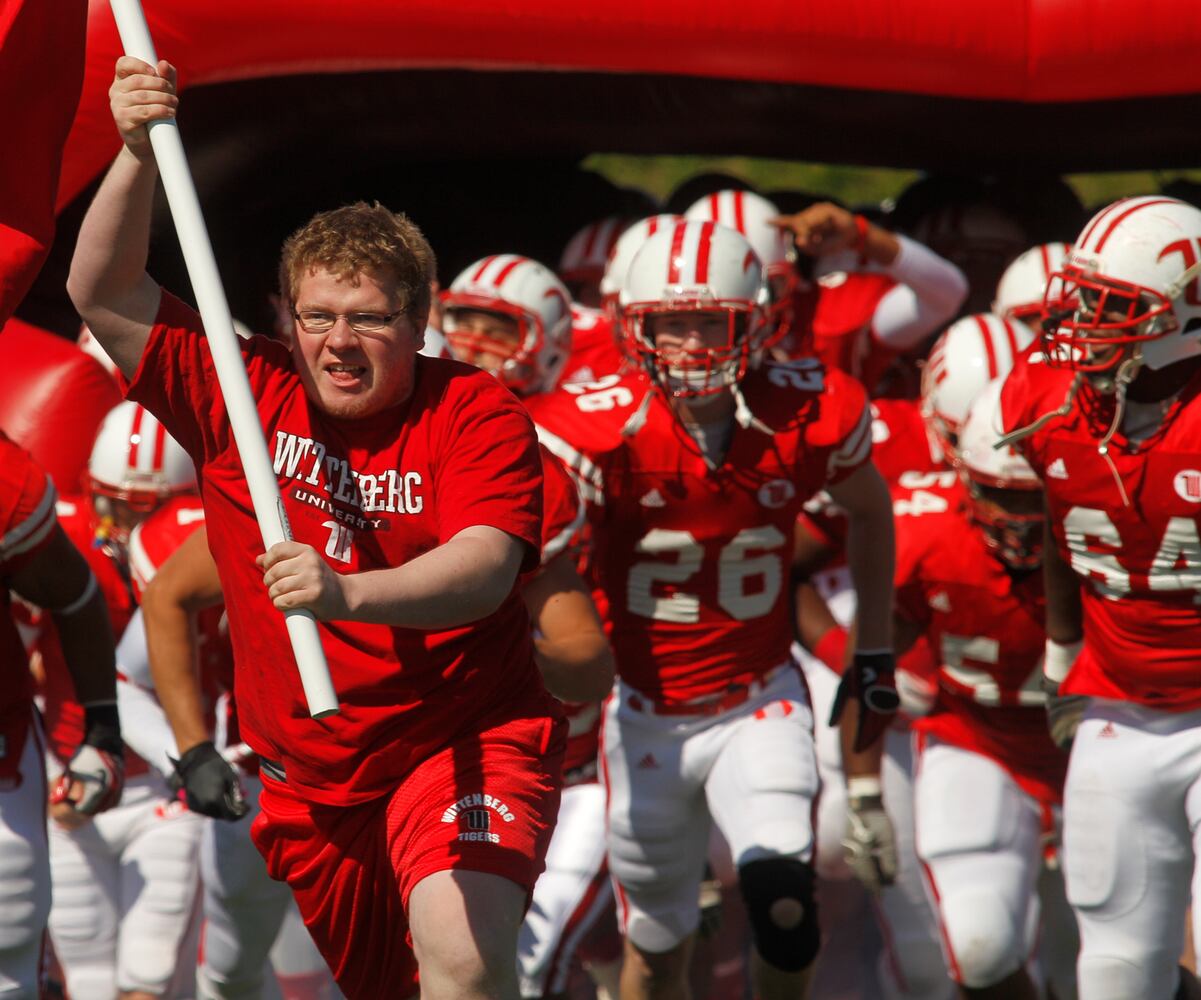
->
xmin=37 ymin=401 xmax=205 ymax=1000
xmin=530 ymin=219 xmax=897 ymax=999
xmin=442 ymin=254 xmax=619 ymax=999
xmin=1000 ymin=195 xmax=1201 ymax=1000
xmin=897 ymin=381 xmax=1076 ymax=999
xmin=0 ymin=431 xmax=123 ymax=998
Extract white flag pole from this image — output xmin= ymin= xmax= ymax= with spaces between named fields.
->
xmin=109 ymin=0 xmax=338 ymax=718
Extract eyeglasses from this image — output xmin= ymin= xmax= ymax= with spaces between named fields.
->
xmin=292 ymin=310 xmax=403 ymax=333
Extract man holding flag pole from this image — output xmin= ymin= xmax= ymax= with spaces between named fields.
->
xmin=69 ymin=50 xmax=565 ymax=1000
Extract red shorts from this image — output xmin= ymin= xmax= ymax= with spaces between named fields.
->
xmin=250 ymin=711 xmax=565 ymax=999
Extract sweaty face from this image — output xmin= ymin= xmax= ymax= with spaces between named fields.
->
xmin=291 ymin=268 xmax=422 ymax=420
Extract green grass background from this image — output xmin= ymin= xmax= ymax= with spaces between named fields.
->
xmin=584 ymin=154 xmax=1201 ymax=211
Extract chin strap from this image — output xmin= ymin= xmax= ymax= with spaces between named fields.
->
xmin=730 ymin=381 xmax=773 ymax=434
xmin=1094 ymin=356 xmax=1143 ymax=508
xmin=620 ymin=389 xmax=655 ymax=437
xmin=994 ymin=374 xmax=1081 ymax=450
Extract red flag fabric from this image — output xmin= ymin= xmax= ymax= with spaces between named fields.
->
xmin=0 ymin=0 xmax=87 ymax=329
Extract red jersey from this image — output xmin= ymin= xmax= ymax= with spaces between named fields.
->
xmin=786 ymin=272 xmax=899 ymax=392
xmin=894 ymin=483 xmax=1066 ymax=805
xmin=802 ymin=396 xmax=944 ymax=552
xmin=0 ymin=431 xmax=57 ymax=783
xmin=1001 ymin=353 xmax=1201 ymax=711
xmin=127 ymin=292 xmax=553 ymax=806
xmin=537 ymin=445 xmax=584 ymax=567
xmin=127 ymin=497 xmax=236 ymax=742
xmin=530 ymin=438 xmax=599 ymax=781
xmin=561 ymin=305 xmax=626 ymax=386
xmin=530 ymin=359 xmax=872 ymax=704
xmin=37 ymin=497 xmax=141 ymax=773
xmin=128 ymin=495 xmax=209 ymax=598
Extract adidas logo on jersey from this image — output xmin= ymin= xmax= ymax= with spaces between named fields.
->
xmin=639 ymin=489 xmax=667 ymax=508
xmin=637 ymin=752 xmax=660 ymax=769
xmin=1098 ymin=721 xmax=1118 ymax=739
xmin=1047 ymin=458 xmax=1069 ymax=480
xmin=928 ymin=591 xmax=952 ymax=613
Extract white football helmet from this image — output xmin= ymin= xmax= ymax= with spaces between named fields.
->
xmin=620 ymin=219 xmax=770 ymax=398
xmin=442 ymin=255 xmax=573 ymax=396
xmin=957 ymin=379 xmax=1043 ymax=570
xmin=685 ymin=190 xmax=796 ymax=342
xmin=921 ymin=312 xmax=1035 ymax=459
xmin=599 ymin=214 xmax=684 ymax=311
xmin=89 ymin=401 xmax=196 ymax=543
xmin=1043 ymin=196 xmax=1201 ymax=374
xmin=559 ymin=216 xmax=628 ymax=291
xmin=992 ymin=242 xmax=1071 ymax=326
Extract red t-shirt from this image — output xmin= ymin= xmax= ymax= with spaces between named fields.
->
xmin=894 ymin=483 xmax=1066 ymax=806
xmin=1001 ymin=351 xmax=1201 ymax=711
xmin=127 ymin=292 xmax=553 ymax=805
xmin=0 ymin=431 xmax=57 ymax=783
xmin=530 ymin=358 xmax=871 ymax=704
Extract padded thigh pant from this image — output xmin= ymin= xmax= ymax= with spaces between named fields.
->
xmin=48 ymin=772 xmax=203 ymax=1000
xmin=602 ymin=667 xmax=818 ymax=954
xmin=1064 ymin=700 xmax=1201 ymax=1000
xmin=0 ymin=719 xmax=49 ymax=1000
xmin=914 ymin=737 xmax=1047 ymax=990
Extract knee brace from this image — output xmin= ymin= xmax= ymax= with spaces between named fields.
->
xmin=737 ymin=858 xmax=819 ymax=973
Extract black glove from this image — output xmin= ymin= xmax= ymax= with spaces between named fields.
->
xmin=171 ymin=741 xmax=249 ymax=821
xmin=829 ymin=651 xmax=900 ymax=753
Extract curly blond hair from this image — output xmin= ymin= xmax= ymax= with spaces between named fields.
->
xmin=278 ymin=202 xmax=435 ymax=320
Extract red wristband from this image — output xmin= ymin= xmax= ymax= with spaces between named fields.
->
xmin=813 ymin=626 xmax=850 ymax=674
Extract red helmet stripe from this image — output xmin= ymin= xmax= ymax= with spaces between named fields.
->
xmin=976 ymin=315 xmax=999 ymax=379
xmin=1000 ymin=316 xmax=1020 ymax=366
xmin=733 ymin=190 xmax=746 ymax=234
xmin=647 ymin=216 xmax=660 ymax=237
xmin=1077 ymin=198 xmax=1132 ymax=250
xmin=695 ymin=221 xmax=715 ymax=283
xmin=151 ymin=419 xmax=168 ymax=472
xmin=603 ymin=219 xmax=624 ymax=257
xmin=667 ymin=222 xmax=688 ymax=284
xmin=1039 ymin=243 xmax=1052 ymax=280
xmin=128 ymin=404 xmax=146 ymax=469
xmin=707 ymin=193 xmax=720 ymax=221
xmin=471 ymin=255 xmax=497 ymax=283
xmin=492 ymin=256 xmax=526 ymax=287
xmin=1094 ymin=198 xmax=1179 ymax=253
xmin=581 ymin=223 xmax=600 ymax=260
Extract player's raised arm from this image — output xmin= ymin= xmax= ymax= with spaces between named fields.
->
xmin=67 ymin=56 xmax=176 ymax=378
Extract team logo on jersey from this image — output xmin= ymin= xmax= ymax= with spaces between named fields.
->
xmin=757 ymin=479 xmax=797 ymax=509
xmin=441 ymin=791 xmax=516 ymax=844
xmin=639 ymin=488 xmax=667 ymax=508
xmin=1173 ymin=470 xmax=1201 ymax=503
xmin=1047 ymin=458 xmax=1069 ymax=480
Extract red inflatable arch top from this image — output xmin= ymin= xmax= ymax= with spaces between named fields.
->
xmin=0 ymin=319 xmax=122 ymax=496
xmin=57 ymin=0 xmax=1201 ymax=209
